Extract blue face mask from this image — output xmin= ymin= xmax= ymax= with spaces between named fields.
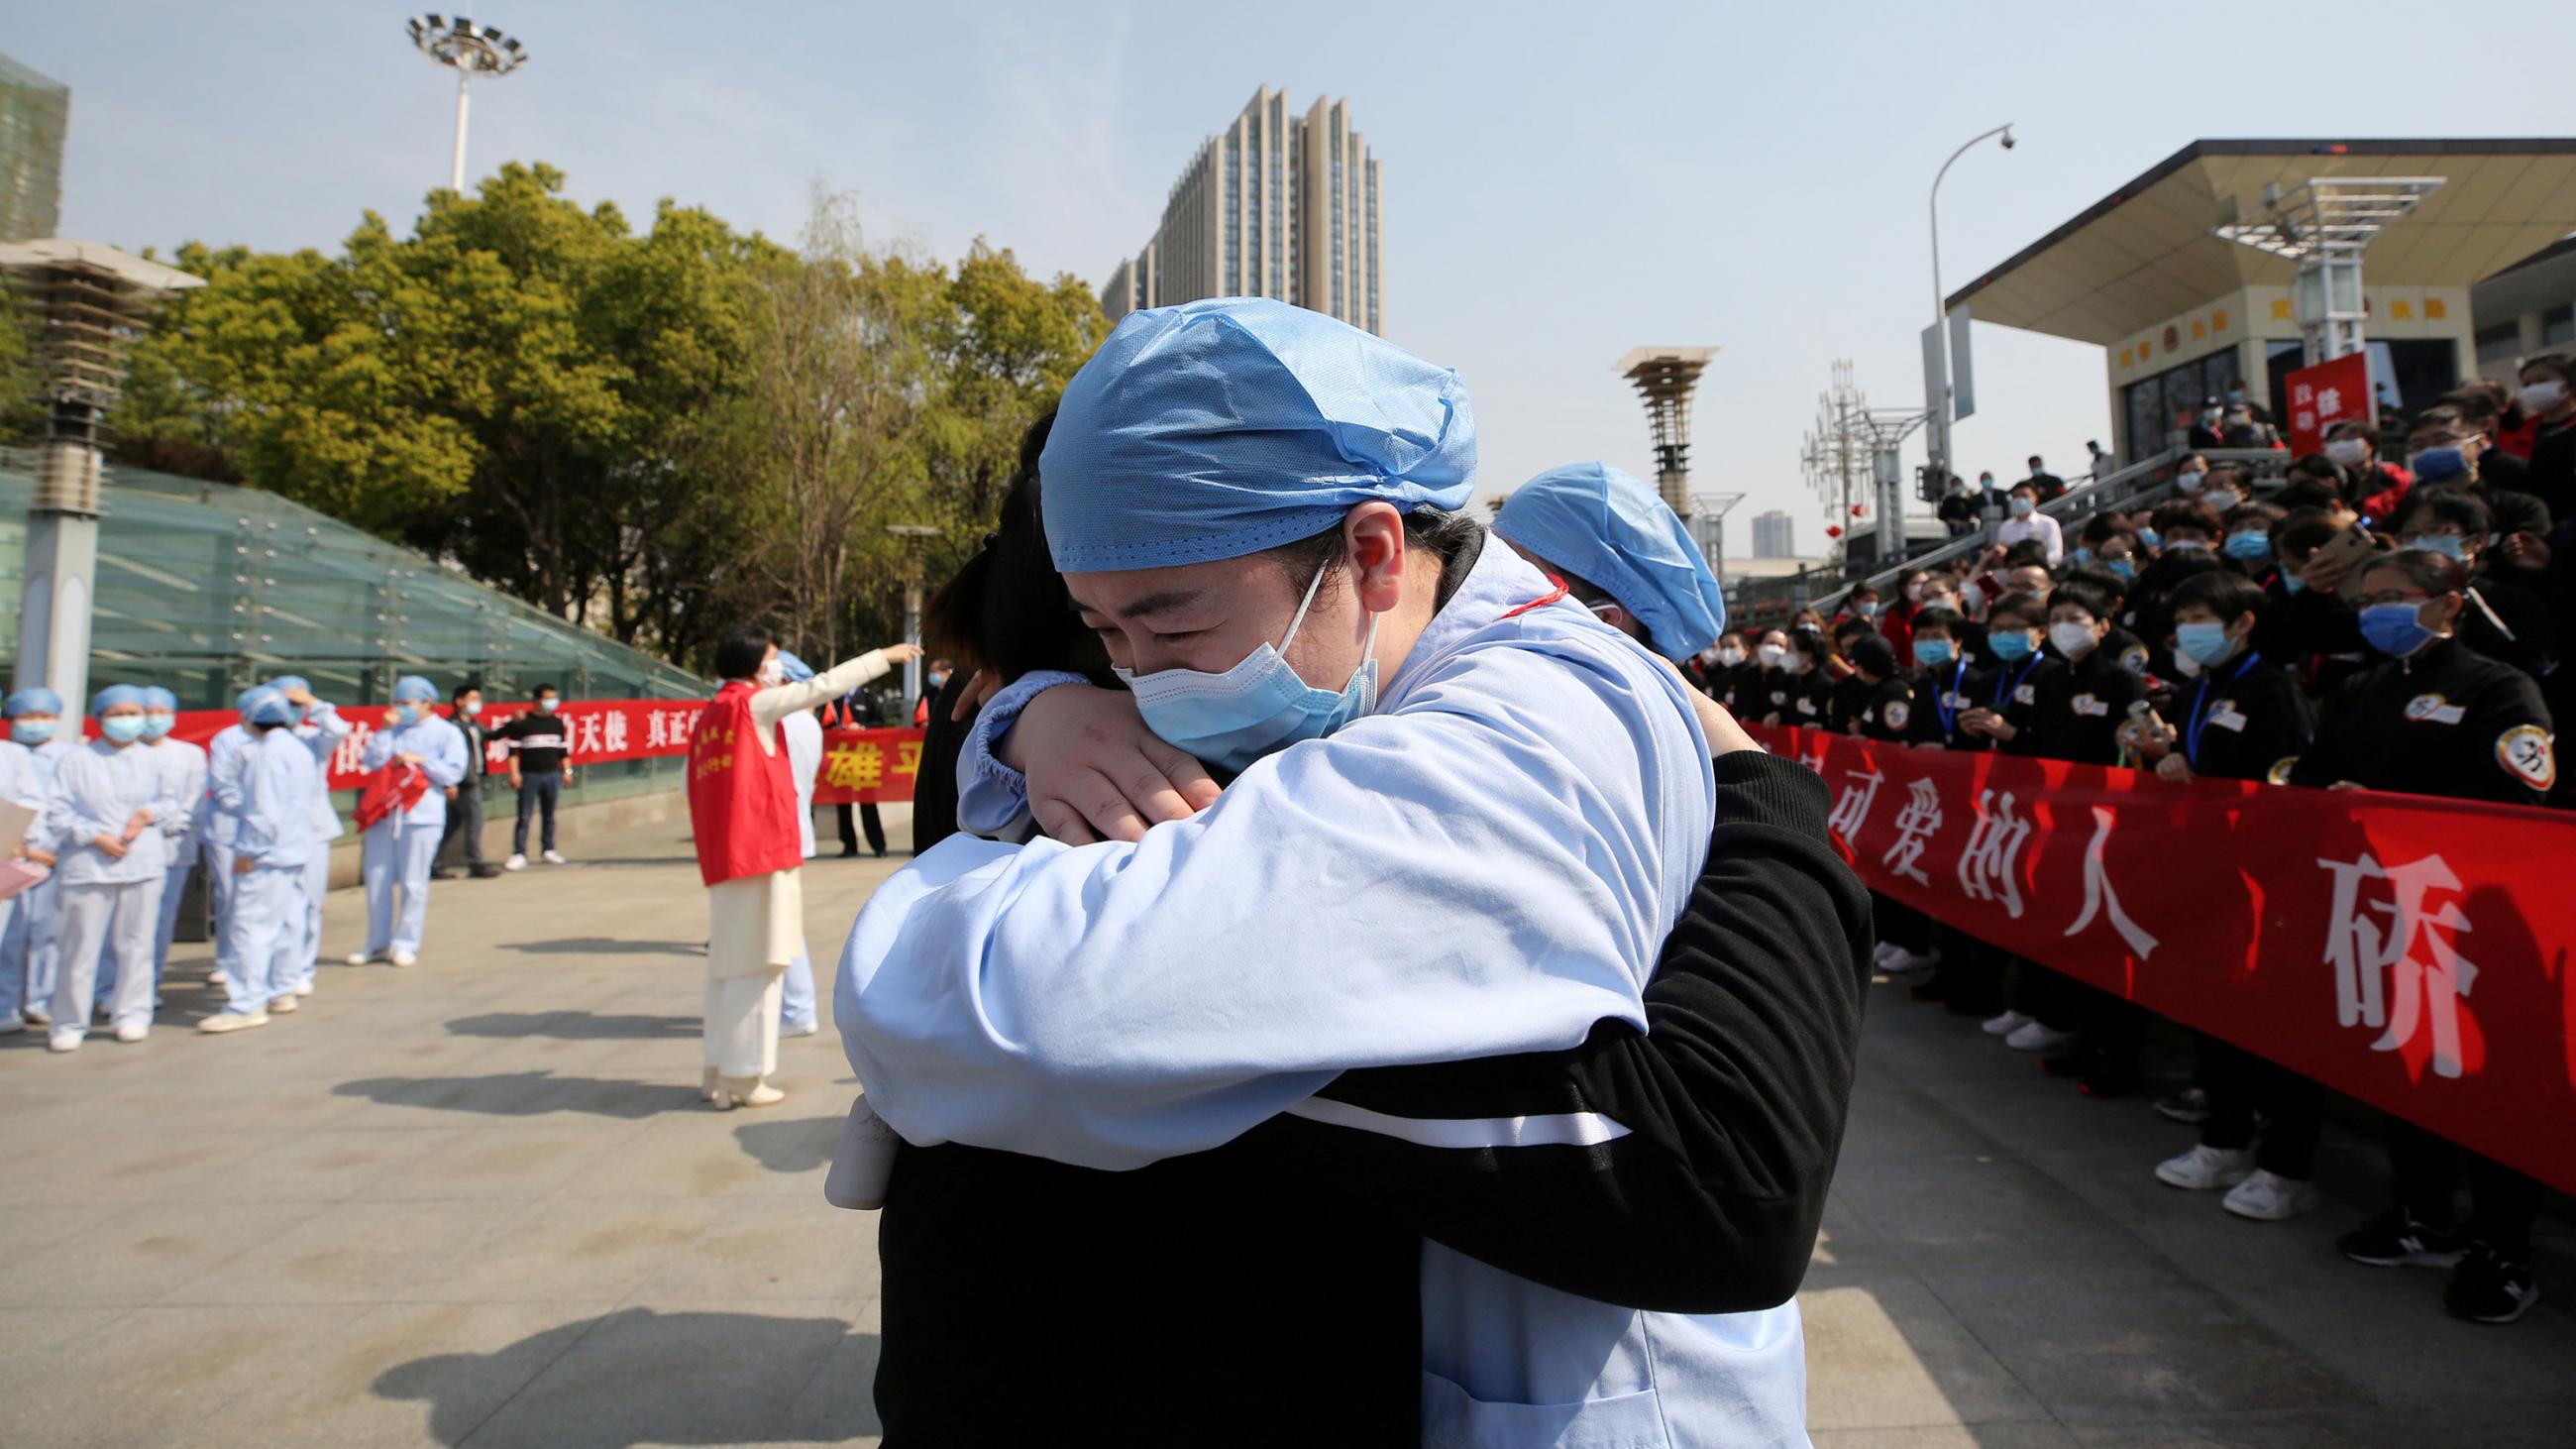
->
xmin=2408 ymin=447 xmax=2469 ymax=485
xmin=2404 ymin=532 xmax=2467 ymax=562
xmin=397 ymin=704 xmax=425 ymax=724
xmin=2359 ymin=601 xmax=2439 ymax=658
xmin=2283 ymin=571 xmax=2308 ymax=595
xmin=100 ymin=716 xmax=148 ymax=744
xmin=2071 ymin=547 xmax=2094 ymax=565
xmin=1118 ymin=562 xmax=1379 ymax=775
xmin=2107 ymin=558 xmax=2137 ymax=582
xmin=2137 ymin=528 xmax=2162 ymax=551
xmin=2224 ymin=531 xmax=2274 ymax=562
xmin=1913 ymin=638 xmax=1955 ymax=668
xmin=142 ymin=713 xmax=175 ymax=740
xmin=1986 ymin=630 xmax=2037 ymax=662
xmin=11 ymin=720 xmax=54 ymax=744
xmin=2175 ymin=621 xmax=2236 ymax=666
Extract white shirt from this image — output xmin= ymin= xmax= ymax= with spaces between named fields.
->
xmin=1996 ymin=510 xmax=2064 ymax=564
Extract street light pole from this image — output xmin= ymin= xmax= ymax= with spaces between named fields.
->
xmin=1927 ymin=123 xmax=2013 ymax=500
xmin=451 ymin=68 xmax=471 ymax=193
xmin=887 ymin=523 xmax=941 ymax=707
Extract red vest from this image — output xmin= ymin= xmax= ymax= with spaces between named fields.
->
xmin=686 ymin=681 xmax=805 ymax=888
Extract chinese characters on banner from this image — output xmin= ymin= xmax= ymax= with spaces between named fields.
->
xmin=2282 ymin=351 xmax=2372 ymax=458
xmin=160 ymin=700 xmax=929 ymax=805
xmin=1750 ymin=724 xmax=2576 ymax=1199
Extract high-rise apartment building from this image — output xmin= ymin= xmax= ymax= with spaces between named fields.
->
xmin=1101 ymin=86 xmax=1382 ymax=335
xmin=1752 ymin=509 xmax=1796 ymax=559
xmin=0 ymin=53 xmax=69 ymax=244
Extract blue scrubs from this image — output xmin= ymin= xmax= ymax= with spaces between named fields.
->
xmin=1 ymin=738 xmax=76 ymax=1018
xmin=99 ymin=734 xmax=207 ymax=1001
xmin=287 ymin=703 xmax=351 ymax=984
xmin=778 ymin=710 xmax=823 ymax=1033
xmin=43 ymin=738 xmax=181 ymax=1038
xmin=199 ymin=724 xmax=251 ymax=981
xmin=357 ymin=713 xmax=467 ymax=957
xmin=218 ymin=727 xmax=320 ymax=1012
xmin=0 ymin=740 xmax=47 ymax=1021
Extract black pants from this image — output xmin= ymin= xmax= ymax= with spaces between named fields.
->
xmin=514 ymin=771 xmax=562 ymax=854
xmin=437 ymin=786 xmax=487 ymax=868
xmin=2390 ymin=1121 xmax=2542 ymax=1258
xmin=836 ymin=802 xmax=885 ymax=856
xmin=2198 ymin=1037 xmax=2322 ymax=1178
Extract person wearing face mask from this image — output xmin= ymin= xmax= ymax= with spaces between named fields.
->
xmin=347 ymin=677 xmax=469 ymax=969
xmin=2220 ymin=403 xmax=2281 ymax=451
xmin=2219 ymin=501 xmax=2285 ymax=580
xmin=36 ymin=687 xmax=182 ymax=1051
xmin=2402 ymin=410 xmax=2551 ymax=557
xmin=1784 ymin=624 xmax=1834 ymax=728
xmin=1993 ymin=481 xmax=2064 ymax=564
xmin=431 ymin=682 xmax=503 ymax=882
xmin=110 ymin=687 xmax=205 ymax=1005
xmin=838 ymin=298 xmax=1830 ymax=1443
xmin=1838 ymin=583 xmax=1884 ymax=628
xmin=2391 ymin=489 xmax=2556 ymax=681
xmin=2293 ymin=549 xmax=2555 ymax=1325
xmin=266 ymin=675 xmax=350 ymax=998
xmin=2125 ymin=572 xmax=2324 ymax=1223
xmin=696 ymin=630 xmax=919 ymax=1110
xmin=2436 ymin=384 xmax=2536 ymax=501
xmin=1937 ymin=474 xmax=1982 ymax=536
xmin=2323 ymin=419 xmax=2412 ymax=518
xmin=2188 ymin=400 xmax=2226 ymax=450
xmin=2515 ymin=354 xmax=2576 ymax=521
xmin=2124 ymin=501 xmax=2226 ymax=665
xmin=1706 ymin=631 xmax=1755 ymax=711
xmin=2021 ymin=454 xmax=2067 ymax=504
xmin=0 ymin=688 xmax=76 ymax=1030
xmin=2195 ymin=464 xmax=2249 ymax=517
xmin=1753 ymin=627 xmax=1795 ymax=724
xmin=198 ymin=687 xmax=322 ymax=1035
xmin=499 ymin=685 xmax=573 ymax=869
xmin=1491 ymin=460 xmax=1728 ymax=671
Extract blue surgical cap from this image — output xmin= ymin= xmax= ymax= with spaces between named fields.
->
xmin=777 ymin=651 xmax=815 ymax=683
xmin=391 ymin=675 xmax=438 ymax=704
xmin=90 ymin=684 xmax=146 ymax=718
xmin=267 ymin=675 xmax=310 ymax=695
xmin=1040 ymin=297 xmax=1478 ymax=573
xmin=142 ymin=687 xmax=178 ymax=713
xmin=1493 ymin=462 xmax=1727 ymax=660
xmin=237 ymin=686 xmax=295 ymax=726
xmin=6 ymin=688 xmax=62 ymax=717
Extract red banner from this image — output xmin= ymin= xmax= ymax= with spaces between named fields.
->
xmin=144 ymin=701 xmax=925 ymax=803
xmin=1749 ymin=724 xmax=2576 ymax=1198
xmin=2282 ymin=351 xmax=2371 ymax=458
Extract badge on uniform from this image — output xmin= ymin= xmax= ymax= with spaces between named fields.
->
xmin=1886 ymin=701 xmax=1910 ymax=731
xmin=2012 ymin=684 xmax=2037 ymax=706
xmin=2118 ymin=644 xmax=2149 ymax=675
xmin=2404 ymin=693 xmax=2466 ymax=725
xmin=2073 ymin=693 xmax=2108 ymax=717
xmin=2207 ymin=703 xmax=2248 ymax=732
xmin=2497 ymin=724 xmax=2556 ymax=791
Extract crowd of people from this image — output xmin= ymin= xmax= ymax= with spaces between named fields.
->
xmin=0 ymin=676 xmax=607 ymax=1046
xmin=1684 ymin=360 xmax=2570 ymax=1328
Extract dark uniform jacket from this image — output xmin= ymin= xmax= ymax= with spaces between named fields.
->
xmin=1904 ymin=658 xmax=1982 ymax=750
xmin=1848 ymin=675 xmax=1915 ymax=741
xmin=2174 ymin=651 xmax=2314 ymax=784
xmin=2290 ymin=637 xmax=2558 ymax=808
xmin=2035 ymin=644 xmax=2148 ymax=766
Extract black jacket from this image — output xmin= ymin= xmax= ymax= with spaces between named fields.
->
xmin=2290 ymin=637 xmax=2556 ymax=807
xmin=2174 ymin=652 xmax=2314 ymax=783
xmin=2035 ymin=644 xmax=2147 ymax=765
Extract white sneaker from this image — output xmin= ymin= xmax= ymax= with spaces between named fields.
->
xmin=1982 ymin=1009 xmax=2034 ymax=1037
xmin=542 ymin=849 xmax=567 ymax=866
xmin=2223 ymin=1170 xmax=2322 ymax=1222
xmin=505 ymin=854 xmax=527 ymax=871
xmin=111 ymin=1022 xmax=150 ymax=1044
xmin=24 ymin=1004 xmax=52 ymax=1027
xmin=344 ymin=951 xmax=376 ymax=967
xmin=268 ymin=995 xmax=298 ymax=1015
xmin=47 ymin=1029 xmax=81 ymax=1054
xmin=2004 ymin=1021 xmax=2075 ymax=1055
xmin=208 ymin=969 xmax=230 ymax=990
xmin=781 ymin=1020 xmax=821 ymax=1039
xmin=389 ymin=950 xmax=417 ymax=968
xmin=2156 ymin=1143 xmax=2256 ymax=1191
xmin=1873 ymin=942 xmax=1901 ymax=967
xmin=293 ymin=979 xmax=314 ymax=998
xmin=197 ymin=1009 xmax=270 ymax=1034
xmin=0 ymin=1011 xmax=23 ymax=1035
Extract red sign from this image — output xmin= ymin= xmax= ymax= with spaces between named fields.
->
xmin=2282 ymin=351 xmax=2371 ymax=458
xmin=811 ymin=725 xmax=926 ymax=806
xmin=1748 ymin=724 xmax=2576 ymax=1198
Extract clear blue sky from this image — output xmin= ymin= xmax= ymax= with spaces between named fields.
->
xmin=20 ymin=1 xmax=2576 ymax=557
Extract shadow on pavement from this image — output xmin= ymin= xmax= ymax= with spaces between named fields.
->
xmin=733 ymin=1118 xmax=838 ymax=1173
xmin=498 ymin=938 xmax=704 ymax=956
xmin=333 ymin=1070 xmax=711 ymax=1118
xmin=374 ymin=1306 xmax=881 ymax=1447
xmin=445 ymin=1011 xmax=698 ymax=1040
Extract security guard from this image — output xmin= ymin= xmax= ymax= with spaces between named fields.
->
xmin=2292 ymin=547 xmax=2556 ymax=1326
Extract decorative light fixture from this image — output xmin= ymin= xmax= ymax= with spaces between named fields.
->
xmin=405 ymin=14 xmax=531 ymax=193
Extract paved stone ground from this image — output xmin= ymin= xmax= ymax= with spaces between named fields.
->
xmin=0 ymin=817 xmax=2568 ymax=1447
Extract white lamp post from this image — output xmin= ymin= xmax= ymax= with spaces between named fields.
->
xmin=405 ymin=14 xmax=530 ymax=193
xmin=1926 ymin=124 xmax=2014 ymax=497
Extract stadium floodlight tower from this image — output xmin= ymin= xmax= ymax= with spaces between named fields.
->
xmin=0 ymin=240 xmax=203 ymax=710
xmin=1617 ymin=347 xmax=1719 ymax=521
xmin=406 ymin=13 xmax=531 ymax=193
xmin=2214 ymin=175 xmax=2444 ymax=366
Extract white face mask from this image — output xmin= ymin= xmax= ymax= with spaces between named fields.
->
xmin=1716 ymin=645 xmax=1748 ymax=667
xmin=2202 ymin=489 xmax=2243 ymax=512
xmin=2521 ymin=379 xmax=2566 ymax=414
xmin=2324 ymin=437 xmax=2369 ymax=467
xmin=2050 ymin=620 xmax=2098 ymax=658
xmin=1756 ymin=643 xmax=1787 ymax=669
xmin=2177 ymin=469 xmax=2207 ymax=492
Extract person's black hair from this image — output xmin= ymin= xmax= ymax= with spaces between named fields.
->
xmin=1999 ymin=538 xmax=2048 ymax=567
xmin=2365 ymin=547 xmax=2468 ymax=598
xmin=1268 ymin=506 xmax=1485 ymax=608
xmin=2222 ymin=501 xmax=2286 ymax=532
xmin=1831 ymin=615 xmax=1874 ymax=645
xmin=2172 ymin=569 xmax=2269 ymax=625
xmin=924 ymin=407 xmax=1116 ymax=688
xmin=2051 ymin=578 xmax=2117 ymax=623
xmin=2325 ymin=417 xmax=2380 ymax=448
xmin=2273 ymin=477 xmax=2342 ymax=512
xmin=452 ymin=680 xmax=482 ymax=703
xmin=1910 ymin=605 xmax=1965 ymax=637
xmin=713 ymin=626 xmax=776 ymax=682
xmin=2520 ymin=352 xmax=2576 ymax=389
xmin=2394 ymin=487 xmax=2493 ymax=539
xmin=1986 ymin=590 xmax=2049 ymax=629
xmin=2077 ymin=513 xmax=2134 ymax=547
xmin=2151 ymin=500 xmax=2224 ymax=535
xmin=2285 ymin=451 xmax=2342 ymax=482
xmin=532 ymin=682 xmax=560 ymax=699
xmin=1846 ymin=631 xmax=1897 ymax=679
xmin=2027 ymin=455 xmax=2045 ymax=467
xmin=2056 ymin=563 xmax=2124 ymax=602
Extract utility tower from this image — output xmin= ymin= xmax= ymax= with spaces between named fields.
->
xmin=1799 ymin=361 xmax=1929 ymax=567
xmin=1617 ymin=347 xmax=1718 ymax=519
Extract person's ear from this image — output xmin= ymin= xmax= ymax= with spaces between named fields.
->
xmin=1342 ymin=502 xmax=1407 ymax=614
xmin=2230 ymin=611 xmax=2257 ymax=640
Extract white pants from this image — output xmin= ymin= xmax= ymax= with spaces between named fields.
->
xmin=297 ymin=844 xmax=332 ymax=982
xmin=53 ymin=878 xmax=164 ymax=1038
xmin=153 ymin=857 xmax=191 ymax=982
xmin=780 ymin=949 xmax=817 ymax=1030
xmin=360 ymin=820 xmax=439 ymax=956
xmin=703 ymin=970 xmax=785 ymax=1081
xmin=220 ymin=866 xmax=301 ymax=1014
xmin=3 ymin=874 xmax=60 ymax=1012
xmin=203 ymin=843 xmax=237 ymax=977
